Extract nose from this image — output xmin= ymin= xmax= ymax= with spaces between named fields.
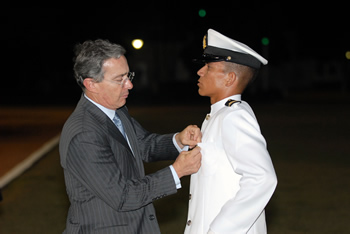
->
xmin=124 ymin=79 xmax=133 ymax=90
xmin=197 ymin=65 xmax=206 ymax=77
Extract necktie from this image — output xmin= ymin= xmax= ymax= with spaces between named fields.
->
xmin=113 ymin=112 xmax=135 ymax=156
xmin=113 ymin=112 xmax=127 ymax=139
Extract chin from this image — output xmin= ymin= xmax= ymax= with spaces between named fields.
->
xmin=198 ymin=89 xmax=205 ymax=97
xmin=116 ymin=100 xmax=127 ymax=109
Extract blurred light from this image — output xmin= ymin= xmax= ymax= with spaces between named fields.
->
xmin=261 ymin=37 xmax=269 ymax=46
xmin=132 ymin=39 xmax=144 ymax=49
xmin=198 ymin=9 xmax=206 ymax=17
xmin=346 ymin=51 xmax=350 ymax=60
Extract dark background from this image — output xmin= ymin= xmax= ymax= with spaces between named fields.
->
xmin=2 ymin=3 xmax=349 ymax=106
xmin=1 ymin=4 xmax=350 ymax=233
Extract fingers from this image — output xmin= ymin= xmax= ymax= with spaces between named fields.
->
xmin=180 ymin=125 xmax=202 ymax=148
xmin=189 ymin=125 xmax=202 ymax=143
xmin=172 ymin=146 xmax=202 ymax=178
xmin=188 ymin=145 xmax=197 ymax=151
xmin=189 ymin=145 xmax=200 ymax=154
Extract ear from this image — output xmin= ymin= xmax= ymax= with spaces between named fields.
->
xmin=83 ymin=78 xmax=98 ymax=93
xmin=225 ymin=71 xmax=237 ymax=87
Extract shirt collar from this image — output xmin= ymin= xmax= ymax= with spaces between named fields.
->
xmin=210 ymin=94 xmax=242 ymax=116
xmin=84 ymin=94 xmax=116 ymax=121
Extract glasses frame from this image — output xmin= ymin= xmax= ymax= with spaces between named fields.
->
xmin=105 ymin=71 xmax=135 ymax=87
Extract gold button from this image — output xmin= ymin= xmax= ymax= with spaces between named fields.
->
xmin=205 ymin=114 xmax=210 ymax=120
xmin=187 ymin=220 xmax=192 ymax=226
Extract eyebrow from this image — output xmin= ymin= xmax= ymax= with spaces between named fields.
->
xmin=208 ymin=62 xmax=223 ymax=69
xmin=113 ymin=71 xmax=128 ymax=80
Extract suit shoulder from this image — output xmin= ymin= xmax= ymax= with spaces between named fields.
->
xmin=61 ymin=107 xmax=85 ymax=134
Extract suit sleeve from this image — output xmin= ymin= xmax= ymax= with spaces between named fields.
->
xmin=210 ymin=110 xmax=277 ymax=233
xmin=66 ymin=130 xmax=177 ymax=212
xmin=130 ymin=117 xmax=179 ymax=162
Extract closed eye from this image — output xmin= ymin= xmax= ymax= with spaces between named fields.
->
xmin=112 ymin=72 xmax=128 ymax=81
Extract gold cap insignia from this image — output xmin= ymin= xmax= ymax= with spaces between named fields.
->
xmin=203 ymin=35 xmax=207 ymax=50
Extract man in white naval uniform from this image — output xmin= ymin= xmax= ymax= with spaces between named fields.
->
xmin=184 ymin=29 xmax=277 ymax=234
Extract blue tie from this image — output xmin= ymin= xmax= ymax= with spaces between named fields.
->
xmin=113 ymin=112 xmax=127 ymax=139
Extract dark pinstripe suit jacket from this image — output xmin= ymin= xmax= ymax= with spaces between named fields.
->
xmin=59 ymin=95 xmax=179 ymax=234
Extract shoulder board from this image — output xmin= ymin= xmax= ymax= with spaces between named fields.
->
xmin=225 ymin=99 xmax=242 ymax=107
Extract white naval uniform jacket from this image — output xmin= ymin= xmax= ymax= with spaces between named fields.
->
xmin=184 ymin=95 xmax=277 ymax=234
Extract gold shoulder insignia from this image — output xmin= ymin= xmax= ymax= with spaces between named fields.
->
xmin=225 ymin=99 xmax=241 ymax=107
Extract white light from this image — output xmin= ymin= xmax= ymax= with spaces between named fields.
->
xmin=132 ymin=39 xmax=144 ymax=49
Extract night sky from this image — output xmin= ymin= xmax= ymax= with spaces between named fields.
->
xmin=2 ymin=4 xmax=349 ymax=105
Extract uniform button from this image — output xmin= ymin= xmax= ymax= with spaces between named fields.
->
xmin=187 ymin=220 xmax=192 ymax=226
xmin=149 ymin=214 xmax=155 ymax=220
xmin=189 ymin=194 xmax=192 ymax=200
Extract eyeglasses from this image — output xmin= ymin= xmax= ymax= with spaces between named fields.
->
xmin=106 ymin=71 xmax=135 ymax=87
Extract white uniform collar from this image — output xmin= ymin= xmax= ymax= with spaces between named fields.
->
xmin=210 ymin=94 xmax=242 ymax=116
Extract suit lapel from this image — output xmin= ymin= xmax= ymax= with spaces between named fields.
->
xmin=81 ymin=95 xmax=134 ymax=155
xmin=117 ymin=107 xmax=145 ymax=176
xmin=107 ymin=120 xmax=134 ymax=155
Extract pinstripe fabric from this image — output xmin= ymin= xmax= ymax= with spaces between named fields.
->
xmin=59 ymin=95 xmax=179 ymax=234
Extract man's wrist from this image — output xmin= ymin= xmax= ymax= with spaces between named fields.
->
xmin=169 ymin=165 xmax=181 ymax=189
xmin=172 ymin=133 xmax=188 ymax=152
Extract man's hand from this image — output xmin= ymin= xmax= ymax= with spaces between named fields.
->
xmin=175 ymin=125 xmax=202 ymax=149
xmin=172 ymin=146 xmax=202 ymax=179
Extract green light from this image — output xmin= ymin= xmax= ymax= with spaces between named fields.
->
xmin=198 ymin=9 xmax=206 ymax=17
xmin=261 ymin=37 xmax=269 ymax=46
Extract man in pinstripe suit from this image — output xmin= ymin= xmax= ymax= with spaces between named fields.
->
xmin=59 ymin=39 xmax=202 ymax=234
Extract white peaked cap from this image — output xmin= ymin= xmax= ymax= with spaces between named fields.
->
xmin=195 ymin=28 xmax=268 ymax=69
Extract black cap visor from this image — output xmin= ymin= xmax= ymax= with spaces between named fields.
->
xmin=193 ymin=46 xmax=261 ymax=69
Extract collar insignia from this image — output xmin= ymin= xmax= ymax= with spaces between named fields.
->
xmin=225 ymin=99 xmax=241 ymax=107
